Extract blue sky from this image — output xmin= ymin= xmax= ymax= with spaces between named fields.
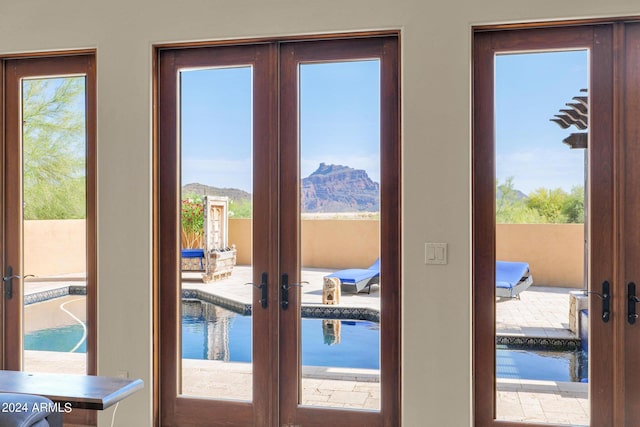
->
xmin=181 ymin=67 xmax=253 ymax=192
xmin=180 ymin=52 xmax=586 ymax=197
xmin=299 ymin=61 xmax=380 ymax=182
xmin=180 ymin=60 xmax=380 ymax=193
xmin=495 ymin=50 xmax=588 ymax=195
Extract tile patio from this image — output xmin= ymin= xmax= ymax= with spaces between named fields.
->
xmin=22 ymin=270 xmax=588 ymax=422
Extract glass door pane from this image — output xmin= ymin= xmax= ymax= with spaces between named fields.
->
xmin=494 ymin=50 xmax=589 ymax=425
xmin=21 ymin=76 xmax=88 ymax=374
xmin=179 ymin=66 xmax=253 ymax=401
xmin=298 ymin=60 xmax=381 ymax=410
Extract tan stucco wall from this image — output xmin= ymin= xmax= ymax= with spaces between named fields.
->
xmin=301 ymin=219 xmax=379 ymax=268
xmin=24 ymin=219 xmax=582 ymax=288
xmin=2 ymin=1 xmax=639 ymax=425
xmin=497 ymin=224 xmax=585 ymax=288
xmin=228 ymin=218 xmax=251 ymax=265
xmin=230 ymin=218 xmax=380 ymax=268
xmin=28 ymin=221 xmax=582 ymax=288
xmin=24 ymin=220 xmax=86 ymax=277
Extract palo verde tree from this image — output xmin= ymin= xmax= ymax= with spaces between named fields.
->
xmin=22 ymin=77 xmax=86 ymax=220
xmin=495 ymin=177 xmax=544 ymax=224
xmin=526 ymin=186 xmax=585 ymax=223
xmin=496 ymin=177 xmax=585 ymax=224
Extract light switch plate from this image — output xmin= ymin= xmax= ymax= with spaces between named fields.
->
xmin=425 ymin=242 xmax=448 ymax=265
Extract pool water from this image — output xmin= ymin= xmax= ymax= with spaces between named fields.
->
xmin=24 ymin=324 xmax=86 ymax=353
xmin=24 ymin=299 xmax=588 ymax=381
xmin=182 ymin=301 xmax=380 ymax=369
xmin=23 ymin=300 xmax=381 ymax=368
xmin=497 ymin=347 xmax=588 ymax=382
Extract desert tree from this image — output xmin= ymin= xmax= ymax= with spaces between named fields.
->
xmin=22 ymin=77 xmax=86 ymax=220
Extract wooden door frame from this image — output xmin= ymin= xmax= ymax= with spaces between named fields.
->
xmin=620 ymin=21 xmax=640 ymax=426
xmin=156 ymin=43 xmax=279 ymax=427
xmin=2 ymin=52 xmax=97 ymax=425
xmin=472 ymin=24 xmax=615 ymax=426
xmin=155 ymin=32 xmax=400 ymax=427
xmin=278 ymin=35 xmax=401 ymax=426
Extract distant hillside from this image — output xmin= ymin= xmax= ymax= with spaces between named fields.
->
xmin=182 ymin=183 xmax=251 ymax=202
xmin=301 ymin=163 xmax=380 ymax=212
xmin=183 ymin=163 xmax=381 ymax=213
xmin=496 ymin=187 xmax=528 ymax=201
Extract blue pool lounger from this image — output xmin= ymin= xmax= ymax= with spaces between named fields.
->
xmin=496 ymin=260 xmax=534 ymax=299
xmin=325 ymin=258 xmax=380 ymax=294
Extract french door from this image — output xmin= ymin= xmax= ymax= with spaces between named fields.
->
xmin=474 ymin=21 xmax=640 ymax=426
xmin=157 ymin=35 xmax=400 ymax=426
xmin=1 ymin=54 xmax=96 ymax=424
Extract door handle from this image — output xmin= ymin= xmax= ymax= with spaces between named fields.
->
xmin=629 ymin=282 xmax=640 ymax=324
xmin=601 ymin=281 xmax=610 ymax=322
xmin=280 ymin=273 xmax=308 ymax=310
xmin=584 ymin=281 xmax=611 ymax=322
xmin=281 ymin=273 xmax=290 ymax=310
xmin=244 ymin=272 xmax=268 ymax=309
xmin=2 ymin=266 xmax=34 ymax=300
xmin=2 ymin=266 xmax=16 ymax=299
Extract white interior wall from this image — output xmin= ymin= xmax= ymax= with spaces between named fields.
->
xmin=1 ymin=0 xmax=640 ymax=425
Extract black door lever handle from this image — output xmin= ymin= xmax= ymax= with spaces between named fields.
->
xmin=585 ymin=281 xmax=611 ymax=322
xmin=601 ymin=281 xmax=610 ymax=322
xmin=281 ymin=273 xmax=308 ymax=310
xmin=0 ymin=266 xmax=32 ymax=299
xmin=629 ymin=282 xmax=639 ymax=324
xmin=2 ymin=266 xmax=14 ymax=299
xmin=244 ymin=272 xmax=268 ymax=309
xmin=281 ymin=273 xmax=290 ymax=310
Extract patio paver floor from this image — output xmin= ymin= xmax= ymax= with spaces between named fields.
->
xmin=22 ymin=271 xmax=587 ymax=420
xmin=494 ymin=286 xmax=588 ymax=425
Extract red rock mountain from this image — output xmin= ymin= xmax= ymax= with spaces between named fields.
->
xmin=183 ymin=163 xmax=380 ymax=213
xmin=301 ymin=163 xmax=380 ymax=213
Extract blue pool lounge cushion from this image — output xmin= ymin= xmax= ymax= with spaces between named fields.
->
xmin=181 ymin=248 xmax=205 ymax=270
xmin=181 ymin=249 xmax=204 ymax=258
xmin=496 ymin=260 xmax=533 ymax=298
xmin=326 ymin=259 xmax=380 ymax=294
xmin=0 ymin=393 xmax=62 ymax=427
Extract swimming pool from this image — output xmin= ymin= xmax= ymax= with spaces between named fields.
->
xmin=24 ymin=298 xmax=587 ymax=381
xmin=497 ymin=347 xmax=588 ymax=382
xmin=25 ymin=299 xmax=381 ymax=369
xmin=182 ymin=300 xmax=380 ymax=369
xmin=25 ymin=324 xmax=86 ymax=353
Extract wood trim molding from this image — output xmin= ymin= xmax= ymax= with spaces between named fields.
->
xmin=473 ymin=16 xmax=640 ymax=32
xmin=0 ymin=49 xmax=96 ymax=61
xmin=156 ymin=33 xmax=401 ymax=427
xmin=472 ymin=24 xmax=615 ymax=426
xmin=153 ymin=30 xmax=400 ymax=50
xmin=3 ymin=52 xmax=97 ymax=426
xmin=278 ymin=35 xmax=400 ymax=427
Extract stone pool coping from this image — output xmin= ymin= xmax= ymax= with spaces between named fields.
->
xmin=183 ymin=288 xmax=380 ymax=322
xmin=496 ymin=335 xmax=581 ymax=350
xmin=24 ymin=284 xmax=85 ymax=306
xmin=25 ymin=283 xmax=582 ymax=347
xmin=24 ymin=284 xmax=381 ymax=323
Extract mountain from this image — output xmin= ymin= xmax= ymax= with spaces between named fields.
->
xmin=183 ymin=163 xmax=380 ymax=213
xmin=496 ymin=187 xmax=528 ymax=201
xmin=301 ymin=163 xmax=380 ymax=212
xmin=182 ymin=183 xmax=251 ymax=202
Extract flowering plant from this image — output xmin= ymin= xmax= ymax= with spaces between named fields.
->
xmin=181 ymin=197 xmax=204 ymax=248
